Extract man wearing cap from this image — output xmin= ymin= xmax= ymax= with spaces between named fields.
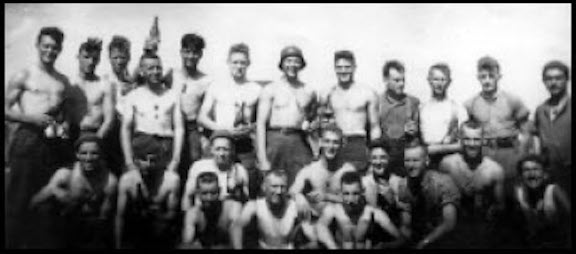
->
xmin=115 ymin=136 xmax=181 ymax=248
xmin=172 ymin=33 xmax=213 ymax=185
xmin=378 ymin=60 xmax=420 ymax=177
xmin=182 ymin=130 xmax=250 ymax=211
xmin=120 ymin=53 xmax=184 ymax=176
xmin=256 ymin=45 xmax=316 ymax=186
xmin=320 ymin=50 xmax=381 ymax=173
xmin=464 ymin=56 xmax=530 ymax=190
xmin=198 ymin=43 xmax=262 ymax=198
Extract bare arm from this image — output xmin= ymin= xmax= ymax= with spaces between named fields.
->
xmin=100 ymin=175 xmax=118 ymax=220
xmin=256 ymin=86 xmax=273 ymax=171
xmin=367 ymin=90 xmax=381 ymax=141
xmin=30 ymin=169 xmax=70 ymax=208
xmin=114 ymin=178 xmax=129 ymax=249
xmin=164 ymin=175 xmax=181 ymax=220
xmin=120 ymin=100 xmax=136 ymax=171
xmin=416 ymin=203 xmax=457 ymax=249
xmin=316 ymin=205 xmax=338 ymax=249
xmin=197 ymin=86 xmax=222 ymax=131
xmin=5 ymin=69 xmax=53 ymax=126
xmin=168 ymin=97 xmax=185 ymax=173
xmin=181 ymin=163 xmax=199 ymax=211
xmin=181 ymin=208 xmax=199 ymax=247
xmin=373 ymin=208 xmax=405 ymax=248
xmin=97 ymin=81 xmax=115 ymax=139
xmin=231 ymin=201 xmax=257 ymax=249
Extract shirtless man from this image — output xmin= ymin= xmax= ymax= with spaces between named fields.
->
xmin=120 ymin=53 xmax=184 ymax=176
xmin=231 ymin=170 xmax=317 ymax=249
xmin=320 ymin=50 xmax=380 ymax=172
xmin=198 ymin=43 xmax=262 ymax=198
xmin=513 ymin=154 xmax=571 ymax=248
xmin=362 ymin=139 xmax=409 ymax=237
xmin=317 ymin=171 xmax=404 ymax=249
xmin=30 ymin=134 xmax=118 ymax=248
xmin=257 ymin=46 xmax=316 ymax=186
xmin=180 ymin=171 xmax=243 ymax=249
xmin=105 ymin=35 xmax=135 ymax=175
xmin=172 ymin=33 xmax=213 ymax=183
xmin=67 ymin=37 xmax=114 ymax=141
xmin=438 ymin=121 xmax=506 ymax=248
xmin=398 ymin=144 xmax=460 ymax=248
xmin=115 ymin=139 xmax=181 ymax=248
xmin=5 ymin=27 xmax=73 ymax=248
xmin=419 ymin=63 xmax=467 ymax=168
xmin=182 ymin=130 xmax=250 ymax=211
xmin=290 ymin=124 xmax=356 ymax=217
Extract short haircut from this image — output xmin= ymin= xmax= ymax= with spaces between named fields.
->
xmin=382 ymin=60 xmax=405 ymax=78
xmin=197 ymin=171 xmax=219 ymax=186
xmin=341 ymin=171 xmax=362 ymax=188
xmin=37 ymin=26 xmax=64 ymax=46
xmin=543 ymin=60 xmax=570 ymax=80
xmin=334 ymin=50 xmax=355 ymax=65
xmin=516 ymin=154 xmax=549 ymax=175
xmin=139 ymin=52 xmax=161 ymax=66
xmin=181 ymin=33 xmax=205 ymax=50
xmin=320 ymin=123 xmax=344 ymax=140
xmin=459 ymin=120 xmax=484 ymax=138
xmin=428 ymin=63 xmax=451 ymax=80
xmin=368 ymin=138 xmax=391 ymax=153
xmin=73 ymin=133 xmax=102 ymax=152
xmin=228 ymin=43 xmax=250 ymax=58
xmin=264 ymin=169 xmax=288 ymax=182
xmin=108 ymin=35 xmax=131 ymax=55
xmin=477 ymin=56 xmax=500 ymax=73
xmin=79 ymin=37 xmax=102 ymax=54
xmin=404 ymin=142 xmax=428 ymax=156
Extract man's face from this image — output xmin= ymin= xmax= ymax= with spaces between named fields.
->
xmin=386 ymin=68 xmax=405 ymax=96
xmin=181 ymin=47 xmax=203 ymax=69
xmin=198 ymin=181 xmax=220 ymax=208
xmin=543 ymin=68 xmax=568 ymax=98
xmin=141 ymin=57 xmax=163 ymax=85
xmin=281 ymin=56 xmax=303 ymax=79
xmin=109 ymin=48 xmax=130 ymax=73
xmin=461 ymin=127 xmax=483 ymax=159
xmin=404 ymin=147 xmax=427 ymax=178
xmin=135 ymin=154 xmax=159 ymax=175
xmin=228 ymin=52 xmax=250 ymax=80
xmin=477 ymin=69 xmax=500 ymax=94
xmin=211 ymin=138 xmax=232 ymax=166
xmin=341 ymin=182 xmax=363 ymax=209
xmin=78 ymin=49 xmax=100 ymax=75
xmin=521 ymin=161 xmax=546 ymax=189
xmin=335 ymin=58 xmax=355 ymax=84
xmin=264 ymin=174 xmax=288 ymax=205
xmin=36 ymin=35 xmax=62 ymax=65
xmin=428 ymin=68 xmax=450 ymax=97
xmin=77 ymin=142 xmax=101 ymax=172
xmin=370 ymin=147 xmax=390 ymax=177
xmin=320 ymin=131 xmax=342 ymax=160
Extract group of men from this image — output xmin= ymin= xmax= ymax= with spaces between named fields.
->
xmin=4 ymin=26 xmax=571 ymax=249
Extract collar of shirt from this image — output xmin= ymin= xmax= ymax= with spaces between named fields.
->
xmin=385 ymin=90 xmax=407 ymax=106
xmin=546 ymin=94 xmax=570 ymax=118
xmin=479 ymin=89 xmax=501 ymax=102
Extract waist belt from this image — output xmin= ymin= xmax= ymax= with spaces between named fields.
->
xmin=268 ymin=127 xmax=304 ymax=135
xmin=484 ymin=136 xmax=516 ymax=148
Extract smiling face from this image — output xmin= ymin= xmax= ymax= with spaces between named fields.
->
xmin=520 ymin=160 xmax=547 ymax=189
xmin=386 ymin=68 xmax=405 ymax=96
xmin=211 ymin=137 xmax=233 ymax=167
xmin=341 ymin=181 xmax=363 ymax=210
xmin=320 ymin=130 xmax=343 ymax=160
xmin=335 ymin=58 xmax=355 ymax=84
xmin=141 ymin=57 xmax=163 ymax=85
xmin=370 ymin=147 xmax=390 ymax=177
xmin=181 ymin=46 xmax=203 ymax=70
xmin=404 ymin=146 xmax=428 ymax=178
xmin=281 ymin=56 xmax=303 ymax=79
xmin=228 ymin=52 xmax=250 ymax=80
xmin=77 ymin=141 xmax=101 ymax=172
xmin=198 ymin=181 xmax=220 ymax=209
xmin=461 ymin=126 xmax=483 ymax=159
xmin=36 ymin=35 xmax=62 ymax=65
xmin=264 ymin=173 xmax=288 ymax=206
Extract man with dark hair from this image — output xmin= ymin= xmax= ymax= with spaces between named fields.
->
xmin=532 ymin=60 xmax=571 ymax=198
xmin=182 ymin=130 xmax=249 ymax=211
xmin=68 ymin=37 xmax=114 ymax=142
xmin=398 ymin=144 xmax=460 ymax=248
xmin=513 ymin=154 xmax=571 ymax=248
xmin=464 ymin=56 xmax=530 ymax=192
xmin=232 ymin=170 xmax=317 ymax=249
xmin=30 ymin=134 xmax=118 ymax=248
xmin=419 ymin=63 xmax=467 ymax=168
xmin=316 ymin=171 xmax=404 ymax=249
xmin=256 ymin=45 xmax=316 ymax=186
xmin=180 ymin=171 xmax=243 ymax=249
xmin=290 ymin=124 xmax=356 ymax=218
xmin=378 ymin=60 xmax=420 ymax=177
xmin=172 ymin=33 xmax=213 ymax=185
xmin=115 ymin=133 xmax=181 ymax=248
xmin=198 ymin=42 xmax=262 ymax=199
xmin=320 ymin=50 xmax=381 ymax=173
xmin=5 ymin=26 xmax=73 ymax=248
xmin=437 ymin=121 xmax=506 ymax=248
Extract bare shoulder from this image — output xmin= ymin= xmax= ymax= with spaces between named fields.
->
xmin=482 ymin=157 xmax=505 ymax=179
xmin=118 ymin=170 xmax=139 ymax=190
xmin=8 ymin=68 xmax=31 ymax=85
xmin=52 ymin=167 xmax=73 ymax=183
xmin=105 ymin=172 xmax=119 ymax=192
xmin=164 ymin=170 xmax=181 ymax=185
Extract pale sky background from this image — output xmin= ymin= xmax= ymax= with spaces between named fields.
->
xmin=4 ymin=4 xmax=571 ymax=114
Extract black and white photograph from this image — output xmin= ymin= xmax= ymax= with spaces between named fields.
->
xmin=4 ymin=3 xmax=571 ymax=249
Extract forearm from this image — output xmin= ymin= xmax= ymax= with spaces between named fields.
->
xmin=198 ymin=114 xmax=222 ymax=132
xmin=427 ymin=143 xmax=461 ymax=155
xmin=120 ymin=125 xmax=134 ymax=166
xmin=420 ymin=221 xmax=453 ymax=247
xmin=256 ymin=122 xmax=268 ymax=164
xmin=170 ymin=128 xmax=184 ymax=169
xmin=97 ymin=116 xmax=113 ymax=138
xmin=114 ymin=216 xmax=124 ymax=249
